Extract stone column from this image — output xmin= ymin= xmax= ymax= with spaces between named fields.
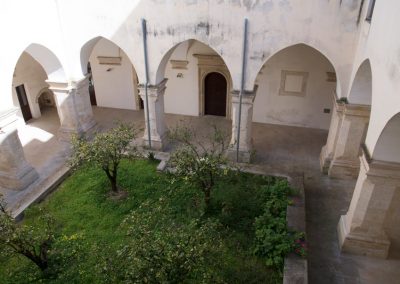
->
xmin=328 ymin=103 xmax=370 ymax=178
xmin=48 ymin=76 xmax=96 ymax=140
xmin=0 ymin=109 xmax=38 ymax=191
xmin=138 ymin=79 xmax=168 ymax=150
xmin=320 ymin=93 xmax=345 ymax=173
xmin=227 ymin=87 xmax=257 ymax=163
xmin=338 ymin=152 xmax=399 ymax=258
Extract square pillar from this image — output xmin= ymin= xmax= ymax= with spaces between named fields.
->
xmin=48 ymin=76 xmax=96 ymax=141
xmin=227 ymin=86 xmax=257 ymax=163
xmin=328 ymin=103 xmax=370 ymax=178
xmin=320 ymin=93 xmax=345 ymax=173
xmin=338 ymin=152 xmax=399 ymax=258
xmin=0 ymin=109 xmax=38 ymax=191
xmin=138 ymin=79 xmax=168 ymax=151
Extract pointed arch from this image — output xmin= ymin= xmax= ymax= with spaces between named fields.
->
xmin=372 ymin=113 xmax=400 ymax=163
xmin=23 ymin=43 xmax=67 ymax=82
xmin=79 ymin=36 xmax=141 ymax=110
xmin=347 ymin=59 xmax=372 ymax=105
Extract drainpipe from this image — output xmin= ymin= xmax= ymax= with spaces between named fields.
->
xmin=141 ymin=18 xmax=152 ymax=149
xmin=236 ymin=18 xmax=248 ymax=162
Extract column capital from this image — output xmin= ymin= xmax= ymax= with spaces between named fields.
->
xmin=231 ymin=85 xmax=258 ymax=103
xmin=343 ymin=103 xmax=371 ymax=118
xmin=138 ymin=78 xmax=168 ymax=98
xmin=46 ymin=75 xmax=90 ymax=94
xmin=360 ymin=149 xmax=400 ymax=182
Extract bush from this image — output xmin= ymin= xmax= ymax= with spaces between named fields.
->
xmin=253 ymin=180 xmax=305 ymax=271
xmin=100 ymin=200 xmax=225 ymax=283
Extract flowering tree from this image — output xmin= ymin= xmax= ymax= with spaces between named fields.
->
xmin=69 ymin=123 xmax=138 ymax=193
xmin=168 ymin=125 xmax=229 ymax=209
xmin=0 ymin=197 xmax=54 ymax=271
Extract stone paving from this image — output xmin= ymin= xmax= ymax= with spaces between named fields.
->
xmin=4 ymin=106 xmax=400 ymax=283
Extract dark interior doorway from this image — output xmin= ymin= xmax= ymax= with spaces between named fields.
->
xmin=16 ymin=84 xmax=32 ymax=122
xmin=204 ymin=72 xmax=227 ymax=117
xmin=87 ymin=62 xmax=97 ymax=106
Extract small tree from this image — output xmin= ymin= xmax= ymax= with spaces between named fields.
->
xmin=168 ymin=125 xmax=229 ymax=209
xmin=0 ymin=197 xmax=54 ymax=271
xmin=69 ymin=123 xmax=138 ymax=193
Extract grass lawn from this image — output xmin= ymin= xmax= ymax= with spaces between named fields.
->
xmin=0 ymin=159 xmax=291 ymax=283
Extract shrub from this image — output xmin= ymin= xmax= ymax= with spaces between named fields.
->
xmin=253 ymin=180 xmax=305 ymax=271
xmin=100 ymin=200 xmax=225 ymax=283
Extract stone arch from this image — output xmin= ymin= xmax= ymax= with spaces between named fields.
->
xmin=347 ymin=59 xmax=372 ymax=105
xmin=13 ymin=45 xmax=66 ymax=122
xmin=250 ymin=43 xmax=341 ymax=98
xmin=372 ymin=113 xmax=400 ymax=163
xmin=23 ymin=43 xmax=67 ymax=82
xmin=80 ymin=36 xmax=141 ymax=110
xmin=156 ymin=39 xmax=233 ymax=118
xmin=252 ymin=43 xmax=337 ymax=130
xmin=155 ymin=39 xmax=233 ymax=86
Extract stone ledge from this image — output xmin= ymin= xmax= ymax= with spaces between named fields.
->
xmin=284 ymin=173 xmax=307 ymax=284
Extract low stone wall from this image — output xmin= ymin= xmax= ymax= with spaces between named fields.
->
xmin=283 ymin=174 xmax=308 ymax=284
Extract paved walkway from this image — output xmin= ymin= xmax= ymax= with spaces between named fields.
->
xmin=3 ymin=106 xmax=399 ymax=283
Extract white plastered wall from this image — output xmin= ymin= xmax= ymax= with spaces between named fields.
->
xmin=253 ymin=44 xmax=336 ymax=130
xmin=164 ymin=41 xmax=219 ymax=116
xmin=89 ymin=38 xmax=138 ymax=110
xmin=12 ymin=52 xmax=50 ymax=120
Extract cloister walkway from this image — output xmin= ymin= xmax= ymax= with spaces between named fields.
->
xmin=3 ymin=106 xmax=400 ymax=283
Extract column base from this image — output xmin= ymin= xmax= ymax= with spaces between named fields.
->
xmin=58 ymin=119 xmax=97 ymax=142
xmin=319 ymin=145 xmax=331 ymax=174
xmin=328 ymin=158 xmax=359 ymax=179
xmin=226 ymin=147 xmax=253 ymax=163
xmin=0 ymin=164 xmax=39 ymax=191
xmin=337 ymin=215 xmax=390 ymax=258
xmin=142 ymin=133 xmax=168 ymax=151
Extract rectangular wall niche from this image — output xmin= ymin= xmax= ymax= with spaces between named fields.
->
xmin=97 ymin=56 xmax=122 ymax=65
xmin=279 ymin=70 xmax=309 ymax=97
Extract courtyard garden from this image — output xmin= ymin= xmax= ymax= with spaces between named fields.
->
xmin=0 ymin=124 xmax=305 ymax=283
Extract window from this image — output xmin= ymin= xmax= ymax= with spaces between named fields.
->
xmin=366 ymin=0 xmax=376 ymax=22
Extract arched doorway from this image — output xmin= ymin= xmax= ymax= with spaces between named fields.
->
xmin=37 ymin=89 xmax=56 ymax=115
xmin=204 ymin=72 xmax=227 ymax=116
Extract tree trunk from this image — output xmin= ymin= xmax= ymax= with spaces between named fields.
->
xmin=22 ymin=250 xmax=48 ymax=271
xmin=204 ymin=187 xmax=211 ymax=209
xmin=110 ymin=175 xmax=118 ymax=192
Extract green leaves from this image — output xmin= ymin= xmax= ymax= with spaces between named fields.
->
xmin=101 ymin=200 xmax=225 ymax=283
xmin=69 ymin=122 xmax=139 ymax=192
xmin=168 ymin=125 xmax=230 ymax=209
xmin=0 ymin=197 xmax=55 ymax=272
xmin=253 ymin=180 xmax=306 ymax=271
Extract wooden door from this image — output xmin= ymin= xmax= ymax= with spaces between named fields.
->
xmin=87 ymin=62 xmax=97 ymax=106
xmin=16 ymin=84 xmax=32 ymax=122
xmin=204 ymin=72 xmax=227 ymax=116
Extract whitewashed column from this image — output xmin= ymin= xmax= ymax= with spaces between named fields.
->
xmin=138 ymin=79 xmax=168 ymax=150
xmin=0 ymin=109 xmax=38 ymax=191
xmin=227 ymin=86 xmax=257 ymax=163
xmin=320 ymin=93 xmax=345 ymax=173
xmin=48 ymin=76 xmax=96 ymax=140
xmin=328 ymin=103 xmax=370 ymax=178
xmin=338 ymin=152 xmax=398 ymax=258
